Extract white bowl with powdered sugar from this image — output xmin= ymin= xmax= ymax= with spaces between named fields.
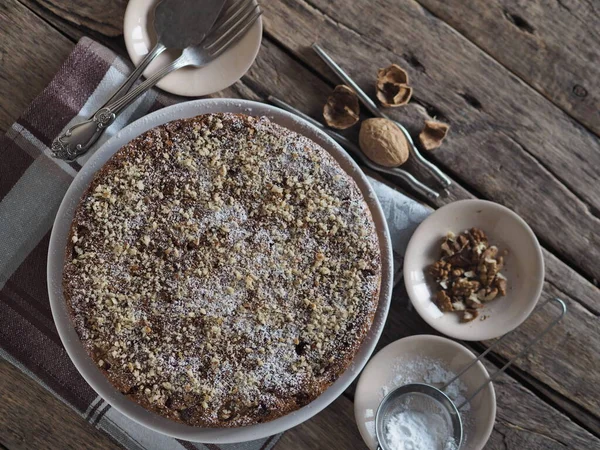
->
xmin=354 ymin=335 xmax=496 ymax=450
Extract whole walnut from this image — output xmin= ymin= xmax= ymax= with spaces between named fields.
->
xmin=359 ymin=118 xmax=410 ymax=167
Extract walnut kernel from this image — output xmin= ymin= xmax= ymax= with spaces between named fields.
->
xmin=429 ymin=228 xmax=508 ymax=322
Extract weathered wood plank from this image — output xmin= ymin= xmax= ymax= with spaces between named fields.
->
xmin=16 ymin=0 xmax=127 ymax=56
xmin=415 ymin=0 xmax=600 ymax=136
xmin=544 ymin=249 xmax=600 ymax=314
xmin=484 ymin=281 xmax=599 ymax=426
xmin=261 ymin=0 xmax=600 ymax=284
xmin=0 ymin=359 xmax=122 ymax=450
xmin=0 ymin=0 xmax=73 ymax=133
xmin=32 ymin=0 xmax=125 ymax=36
xmin=483 ymin=357 xmax=600 ymax=450
xmin=274 ymin=396 xmax=366 ymax=450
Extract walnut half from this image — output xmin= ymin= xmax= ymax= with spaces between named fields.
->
xmin=323 ymin=85 xmax=360 ymax=129
xmin=376 ymin=64 xmax=413 ymax=107
xmin=418 ymin=120 xmax=450 ymax=151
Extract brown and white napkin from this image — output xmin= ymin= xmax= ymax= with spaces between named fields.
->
xmin=0 ymin=37 xmax=430 ymax=450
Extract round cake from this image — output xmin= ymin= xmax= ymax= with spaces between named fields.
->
xmin=63 ymin=113 xmax=381 ymax=427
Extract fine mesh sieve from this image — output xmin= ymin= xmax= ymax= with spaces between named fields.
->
xmin=375 ymin=297 xmax=566 ymax=450
xmin=376 ymin=384 xmax=462 ymax=450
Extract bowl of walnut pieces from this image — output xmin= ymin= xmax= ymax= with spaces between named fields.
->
xmin=404 ymin=200 xmax=544 ymax=341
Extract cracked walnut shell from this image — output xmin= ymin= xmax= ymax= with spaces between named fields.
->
xmin=359 ymin=118 xmax=410 ymax=167
xmin=322 ymin=85 xmax=360 ymax=129
xmin=419 ymin=120 xmax=450 ymax=151
xmin=376 ymin=64 xmax=413 ymax=107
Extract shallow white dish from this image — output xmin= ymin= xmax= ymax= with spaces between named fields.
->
xmin=354 ymin=335 xmax=496 ymax=450
xmin=123 ymin=0 xmax=263 ymax=97
xmin=47 ymin=99 xmax=393 ymax=443
xmin=404 ymin=200 xmax=544 ymax=341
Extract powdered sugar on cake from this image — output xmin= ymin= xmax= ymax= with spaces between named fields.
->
xmin=62 ymin=113 xmax=381 ymax=427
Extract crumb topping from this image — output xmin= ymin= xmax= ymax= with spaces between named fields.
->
xmin=63 ymin=113 xmax=381 ymax=427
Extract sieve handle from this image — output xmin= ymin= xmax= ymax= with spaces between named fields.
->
xmin=441 ymin=297 xmax=566 ymax=410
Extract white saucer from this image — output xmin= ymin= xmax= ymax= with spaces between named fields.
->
xmin=354 ymin=335 xmax=495 ymax=450
xmin=123 ymin=0 xmax=262 ymax=97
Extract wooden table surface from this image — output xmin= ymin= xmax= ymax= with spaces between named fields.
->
xmin=1 ymin=1 xmax=599 ymax=449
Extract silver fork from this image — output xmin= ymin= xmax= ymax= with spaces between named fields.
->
xmin=51 ymin=0 xmax=261 ymax=161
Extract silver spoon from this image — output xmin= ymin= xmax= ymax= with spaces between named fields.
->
xmin=104 ymin=0 xmax=228 ymax=107
xmin=92 ymin=2 xmax=260 ymax=128
xmin=51 ymin=1 xmax=261 ymax=163
xmin=51 ymin=0 xmax=228 ymax=160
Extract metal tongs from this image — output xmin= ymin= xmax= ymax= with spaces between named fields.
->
xmin=272 ymin=44 xmax=453 ymax=201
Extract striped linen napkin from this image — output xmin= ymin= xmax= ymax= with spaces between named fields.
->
xmin=0 ymin=37 xmax=430 ymax=450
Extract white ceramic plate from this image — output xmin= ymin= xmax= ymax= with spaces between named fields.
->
xmin=404 ymin=200 xmax=544 ymax=341
xmin=354 ymin=335 xmax=496 ymax=450
xmin=123 ymin=0 xmax=262 ymax=97
xmin=48 ymin=99 xmax=393 ymax=443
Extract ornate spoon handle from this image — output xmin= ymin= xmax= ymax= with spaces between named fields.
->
xmin=51 ymin=42 xmax=167 ymax=161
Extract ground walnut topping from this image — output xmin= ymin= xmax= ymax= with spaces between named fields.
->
xmin=63 ymin=113 xmax=381 ymax=427
xmin=429 ymin=228 xmax=508 ymax=322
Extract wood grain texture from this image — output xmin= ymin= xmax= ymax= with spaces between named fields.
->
xmin=261 ymin=0 xmax=600 ymax=284
xmin=274 ymin=396 xmax=366 ymax=450
xmin=483 ymin=282 xmax=599 ymax=425
xmin=544 ymin=249 xmax=600 ymax=315
xmin=484 ymin=357 xmax=600 ymax=450
xmin=33 ymin=0 xmax=125 ymax=36
xmin=0 ymin=359 xmax=122 ymax=450
xmin=415 ymin=0 xmax=600 ymax=136
xmin=0 ymin=0 xmax=73 ymax=133
xmin=16 ymin=0 xmax=127 ymax=57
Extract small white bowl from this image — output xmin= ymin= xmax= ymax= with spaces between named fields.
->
xmin=404 ymin=200 xmax=544 ymax=341
xmin=123 ymin=0 xmax=263 ymax=97
xmin=354 ymin=335 xmax=496 ymax=450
